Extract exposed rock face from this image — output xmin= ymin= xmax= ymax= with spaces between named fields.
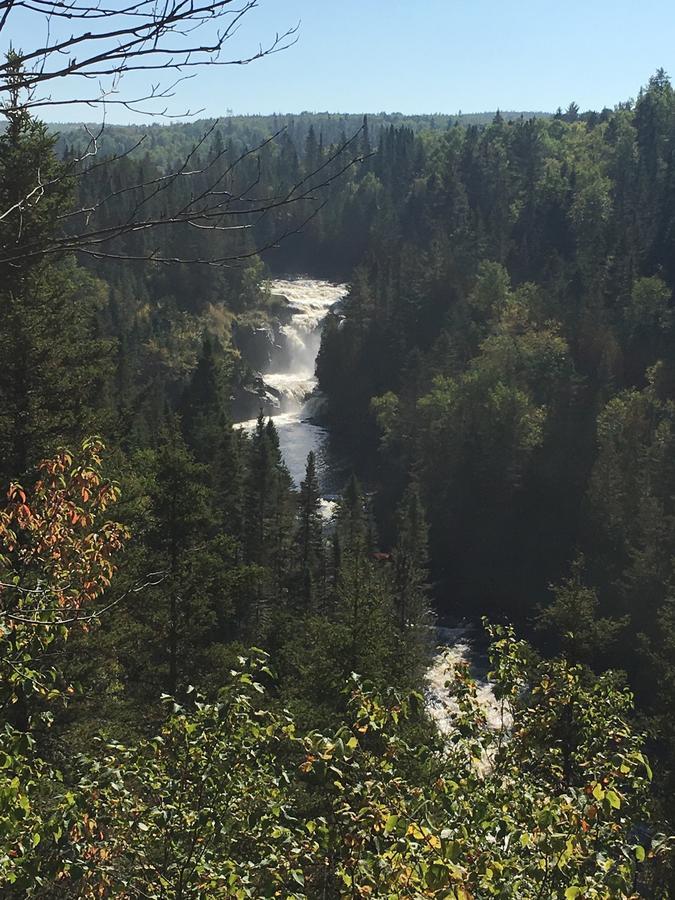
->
xmin=269 ymin=292 xmax=294 ymax=325
xmin=232 ymin=322 xmax=278 ymax=372
xmin=231 ymin=374 xmax=282 ymax=422
xmin=231 ymin=292 xmax=302 ymax=380
xmin=230 ymin=294 xmax=296 ymax=419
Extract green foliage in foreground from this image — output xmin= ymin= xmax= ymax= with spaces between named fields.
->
xmin=0 ymin=442 xmax=669 ymax=897
xmin=2 ymin=637 xmax=671 ymax=898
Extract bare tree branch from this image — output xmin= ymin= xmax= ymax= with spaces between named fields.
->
xmin=0 ymin=0 xmax=363 ymax=268
xmin=0 ymin=118 xmax=368 ymax=267
xmin=2 ymin=569 xmax=169 ymax=625
xmin=1 ymin=0 xmax=298 ymax=116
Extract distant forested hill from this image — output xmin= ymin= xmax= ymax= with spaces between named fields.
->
xmin=50 ymin=110 xmax=552 ymax=163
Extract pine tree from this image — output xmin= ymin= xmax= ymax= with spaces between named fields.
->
xmin=136 ymin=420 xmax=216 ymax=696
xmin=359 ymin=114 xmax=372 ymax=159
xmin=304 ymin=124 xmax=320 ymax=176
xmin=0 ymin=91 xmax=112 ymax=480
xmin=392 ymin=481 xmax=431 ymax=630
xmin=243 ymin=416 xmax=293 ymax=591
xmin=331 ymin=475 xmax=376 ymax=626
xmin=181 ymin=334 xmax=232 ymax=465
xmin=335 ymin=474 xmax=370 ymax=564
xmin=213 ymin=425 xmax=247 ymax=545
xmin=334 ymin=554 xmax=395 ymax=680
xmin=291 ymin=451 xmax=325 ymax=611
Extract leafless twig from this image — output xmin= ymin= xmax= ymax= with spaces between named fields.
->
xmin=0 ymin=0 xmax=364 ymax=267
xmin=2 ymin=569 xmax=169 ymax=625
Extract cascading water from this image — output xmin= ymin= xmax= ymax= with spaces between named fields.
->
xmin=236 ymin=277 xmax=347 ymax=500
xmin=426 ymin=626 xmax=507 ymax=737
xmin=234 ymin=278 xmax=497 ymax=725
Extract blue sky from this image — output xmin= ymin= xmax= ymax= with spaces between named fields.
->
xmin=6 ymin=0 xmax=675 ymax=121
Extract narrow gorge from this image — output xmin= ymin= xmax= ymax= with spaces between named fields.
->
xmin=234 ymin=276 xmax=498 ymax=731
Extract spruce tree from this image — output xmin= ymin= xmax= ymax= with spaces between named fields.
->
xmin=181 ymin=334 xmax=232 ymax=465
xmin=132 ymin=420 xmax=216 ymax=696
xmin=213 ymin=425 xmax=247 ymax=545
xmin=0 ymin=86 xmax=112 ymax=480
xmin=292 ymin=451 xmax=325 ymax=611
xmin=243 ymin=415 xmax=293 ymax=598
xmin=335 ymin=474 xmax=370 ymax=564
xmin=392 ymin=480 xmax=431 ymax=631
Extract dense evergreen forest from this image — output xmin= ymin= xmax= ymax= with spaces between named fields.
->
xmin=314 ymin=71 xmax=675 ymax=842
xmin=2 ymin=22 xmax=675 ymax=893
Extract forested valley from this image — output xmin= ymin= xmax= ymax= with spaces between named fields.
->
xmin=2 ymin=10 xmax=675 ymax=892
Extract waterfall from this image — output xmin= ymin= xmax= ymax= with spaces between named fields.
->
xmin=236 ymin=277 xmax=347 ymax=493
xmin=235 ymin=280 xmax=495 ymax=720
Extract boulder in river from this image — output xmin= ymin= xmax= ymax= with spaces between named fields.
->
xmin=231 ymin=373 xmax=282 ymax=421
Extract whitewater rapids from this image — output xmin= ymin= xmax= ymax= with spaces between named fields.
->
xmin=235 ymin=277 xmax=347 ymax=500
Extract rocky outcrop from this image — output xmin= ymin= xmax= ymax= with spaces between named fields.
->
xmin=231 ymin=373 xmax=282 ymax=422
xmin=232 ymin=322 xmax=277 ymax=372
xmin=232 ymin=294 xmax=295 ymax=373
xmin=230 ymin=294 xmax=300 ymax=419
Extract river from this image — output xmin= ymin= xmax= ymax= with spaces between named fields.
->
xmin=235 ymin=276 xmax=499 ymax=730
xmin=236 ymin=277 xmax=348 ymax=507
xmin=426 ymin=626 xmax=508 ymax=735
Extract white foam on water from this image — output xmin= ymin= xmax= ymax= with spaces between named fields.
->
xmin=426 ymin=626 xmax=510 ymax=738
xmin=235 ymin=278 xmax=348 ymax=489
xmin=265 ymin=278 xmax=347 ymax=412
xmin=319 ymin=498 xmax=337 ymax=521
xmin=264 ymin=372 xmax=315 ymax=408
